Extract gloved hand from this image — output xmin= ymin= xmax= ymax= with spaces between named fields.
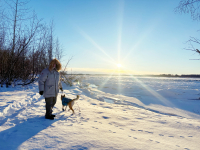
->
xmin=39 ymin=91 xmax=43 ymax=95
xmin=60 ymin=87 xmax=63 ymax=92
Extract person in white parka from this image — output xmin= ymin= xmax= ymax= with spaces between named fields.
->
xmin=38 ymin=58 xmax=63 ymax=120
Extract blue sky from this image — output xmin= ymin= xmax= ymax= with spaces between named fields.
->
xmin=27 ymin=0 xmax=200 ymax=75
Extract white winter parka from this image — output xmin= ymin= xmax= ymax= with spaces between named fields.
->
xmin=38 ymin=68 xmax=62 ymax=98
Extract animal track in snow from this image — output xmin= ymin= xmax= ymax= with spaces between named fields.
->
xmin=145 ymin=131 xmax=153 ymax=134
xmin=91 ymin=103 xmax=97 ymax=105
xmin=102 ymin=116 xmax=110 ymax=119
xmin=96 ymin=112 xmax=104 ymax=114
xmin=138 ymin=130 xmax=143 ymax=132
xmin=136 ymin=118 xmax=143 ymax=120
xmin=155 ymin=141 xmax=160 ymax=143
xmin=109 ymin=130 xmax=116 ymax=133
xmin=92 ymin=126 xmax=98 ymax=129
xmin=67 ymin=124 xmax=73 ymax=126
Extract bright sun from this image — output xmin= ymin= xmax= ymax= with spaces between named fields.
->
xmin=117 ymin=64 xmax=122 ymax=68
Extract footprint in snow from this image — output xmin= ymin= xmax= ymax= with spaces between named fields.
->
xmin=91 ymin=103 xmax=97 ymax=105
xmin=102 ymin=106 xmax=113 ymax=109
xmin=109 ymin=130 xmax=116 ymax=133
xmin=155 ymin=141 xmax=160 ymax=143
xmin=102 ymin=116 xmax=110 ymax=119
xmin=145 ymin=131 xmax=153 ymax=134
xmin=91 ymin=126 xmax=98 ymax=129
xmin=159 ymin=134 xmax=164 ymax=136
xmin=67 ymin=124 xmax=73 ymax=126
xmin=96 ymin=112 xmax=104 ymax=114
xmin=138 ymin=130 xmax=143 ymax=132
xmin=136 ymin=118 xmax=143 ymax=120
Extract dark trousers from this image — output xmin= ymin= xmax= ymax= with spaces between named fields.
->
xmin=45 ymin=97 xmax=57 ymax=117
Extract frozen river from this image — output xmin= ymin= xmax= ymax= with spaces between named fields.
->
xmin=81 ymin=75 xmax=200 ymax=116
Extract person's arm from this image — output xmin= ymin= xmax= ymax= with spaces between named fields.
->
xmin=59 ymin=74 xmax=63 ymax=91
xmin=38 ymin=69 xmax=48 ymax=95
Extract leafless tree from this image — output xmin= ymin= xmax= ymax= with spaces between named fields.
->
xmin=175 ymin=0 xmax=200 ymax=21
xmin=175 ymin=0 xmax=200 ymax=56
xmin=0 ymin=0 xmax=69 ymax=87
xmin=0 ymin=0 xmax=43 ymax=87
xmin=55 ymin=37 xmax=63 ymax=61
xmin=47 ymin=20 xmax=64 ymax=63
xmin=47 ymin=20 xmax=54 ymax=63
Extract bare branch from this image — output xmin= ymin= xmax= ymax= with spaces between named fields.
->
xmin=175 ymin=0 xmax=200 ymax=20
xmin=63 ymin=56 xmax=73 ymax=72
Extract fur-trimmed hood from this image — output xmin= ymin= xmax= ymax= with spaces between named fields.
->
xmin=49 ymin=58 xmax=62 ymax=72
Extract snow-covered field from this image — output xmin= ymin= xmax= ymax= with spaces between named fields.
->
xmin=0 ymin=75 xmax=200 ymax=150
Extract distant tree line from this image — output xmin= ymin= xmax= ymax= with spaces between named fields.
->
xmin=151 ymin=74 xmax=200 ymax=78
xmin=0 ymin=0 xmax=63 ymax=87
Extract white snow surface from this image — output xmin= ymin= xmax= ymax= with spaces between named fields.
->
xmin=0 ymin=76 xmax=200 ymax=150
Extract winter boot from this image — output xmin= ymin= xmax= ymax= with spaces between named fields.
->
xmin=45 ymin=115 xmax=54 ymax=120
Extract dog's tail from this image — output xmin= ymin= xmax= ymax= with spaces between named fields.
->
xmin=73 ymin=95 xmax=80 ymax=101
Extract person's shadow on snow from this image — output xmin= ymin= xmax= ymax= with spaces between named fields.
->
xmin=0 ymin=116 xmax=56 ymax=150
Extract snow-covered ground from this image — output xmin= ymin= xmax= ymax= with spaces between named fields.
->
xmin=0 ymin=75 xmax=200 ymax=150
